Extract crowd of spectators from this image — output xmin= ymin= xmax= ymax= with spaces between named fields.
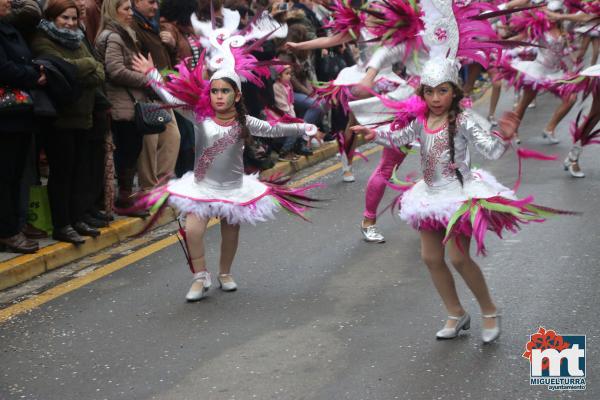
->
xmin=0 ymin=0 xmax=362 ymax=253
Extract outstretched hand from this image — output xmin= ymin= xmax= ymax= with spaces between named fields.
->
xmin=132 ymin=53 xmax=155 ymax=75
xmin=498 ymin=111 xmax=520 ymax=140
xmin=350 ymin=125 xmax=376 ymax=141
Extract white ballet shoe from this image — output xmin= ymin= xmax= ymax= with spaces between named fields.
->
xmin=436 ymin=312 xmax=471 ymax=340
xmin=542 ymin=130 xmax=560 ymax=144
xmin=218 ymin=274 xmax=238 ymax=292
xmin=563 ymin=147 xmax=585 ymax=178
xmin=186 ymin=271 xmax=212 ymax=302
xmin=341 ymin=153 xmax=355 ymax=182
xmin=482 ymin=313 xmax=501 ymax=344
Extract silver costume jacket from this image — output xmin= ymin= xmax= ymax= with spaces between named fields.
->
xmin=374 ymin=110 xmax=509 ymax=188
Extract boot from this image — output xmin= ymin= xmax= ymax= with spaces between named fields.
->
xmin=115 ymin=168 xmax=149 ymax=217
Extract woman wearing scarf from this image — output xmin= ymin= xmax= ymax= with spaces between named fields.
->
xmin=30 ymin=0 xmax=105 ymax=244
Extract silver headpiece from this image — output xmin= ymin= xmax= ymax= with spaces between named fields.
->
xmin=210 ymin=69 xmax=242 ymax=91
xmin=206 ymin=28 xmax=244 ymax=92
xmin=419 ymin=0 xmax=461 ymax=87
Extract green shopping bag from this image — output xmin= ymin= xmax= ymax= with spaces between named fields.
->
xmin=28 ymin=185 xmax=53 ymax=235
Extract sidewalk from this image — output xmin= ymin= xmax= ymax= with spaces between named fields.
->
xmin=0 ymin=141 xmax=346 ymax=291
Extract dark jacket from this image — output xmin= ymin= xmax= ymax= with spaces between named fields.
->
xmin=30 ymin=29 xmax=104 ymax=130
xmin=0 ymin=20 xmax=41 ymax=133
xmin=131 ymin=15 xmax=174 ymax=70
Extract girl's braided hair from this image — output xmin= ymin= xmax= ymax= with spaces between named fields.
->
xmin=418 ymin=82 xmax=465 ymax=185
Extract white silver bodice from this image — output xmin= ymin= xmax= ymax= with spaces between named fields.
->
xmin=536 ymin=33 xmax=566 ymax=71
xmin=192 ymin=117 xmax=307 ymax=189
xmin=374 ymin=111 xmax=508 ymax=188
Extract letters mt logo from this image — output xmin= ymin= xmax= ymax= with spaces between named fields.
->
xmin=523 ymin=327 xmax=586 ymax=391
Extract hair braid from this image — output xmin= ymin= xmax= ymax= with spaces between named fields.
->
xmin=447 ymin=83 xmax=464 ymax=186
xmin=234 ymin=93 xmax=255 ymax=147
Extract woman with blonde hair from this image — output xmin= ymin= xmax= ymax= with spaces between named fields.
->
xmin=95 ymin=0 xmax=150 ymax=217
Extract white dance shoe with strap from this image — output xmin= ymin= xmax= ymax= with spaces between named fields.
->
xmin=436 ymin=312 xmax=471 ymax=340
xmin=186 ymin=271 xmax=212 ymax=302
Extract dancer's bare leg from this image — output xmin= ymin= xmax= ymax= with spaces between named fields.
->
xmin=591 ymin=37 xmax=599 ymax=65
xmin=544 ymin=95 xmax=577 ymax=134
xmin=488 ymin=71 xmax=502 ymax=120
xmin=185 ymin=214 xmax=209 ymax=272
xmin=447 ymin=236 xmax=497 ymax=329
xmin=219 ymin=219 xmax=240 ymax=275
xmin=342 ymin=113 xmax=358 ymax=178
xmin=577 ymin=35 xmax=591 ymax=63
xmin=463 ymin=63 xmax=483 ymax=97
xmin=420 ymin=230 xmax=465 ymax=329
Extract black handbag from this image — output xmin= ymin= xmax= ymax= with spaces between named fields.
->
xmin=126 ymin=88 xmax=172 ymax=135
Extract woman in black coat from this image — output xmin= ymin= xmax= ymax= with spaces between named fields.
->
xmin=0 ymin=0 xmax=47 ymax=253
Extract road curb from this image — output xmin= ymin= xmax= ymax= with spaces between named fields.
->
xmin=0 ymin=141 xmax=347 ymax=292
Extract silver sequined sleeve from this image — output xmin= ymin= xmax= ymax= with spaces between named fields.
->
xmin=367 ymin=44 xmax=406 ymax=71
xmin=246 ymin=116 xmax=308 ymax=138
xmin=459 ymin=110 xmax=508 ymax=160
xmin=146 ymin=69 xmax=196 ymax=121
xmin=373 ymin=120 xmax=418 ymax=149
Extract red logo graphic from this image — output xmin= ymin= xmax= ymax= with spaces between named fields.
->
xmin=523 ymin=327 xmax=571 ymax=371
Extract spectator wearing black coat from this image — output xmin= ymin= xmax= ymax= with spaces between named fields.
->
xmin=0 ymin=0 xmax=47 ymax=253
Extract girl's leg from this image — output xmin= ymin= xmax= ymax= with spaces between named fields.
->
xmin=513 ymin=87 xmax=537 ymax=142
xmin=217 ymin=219 xmax=240 ymax=291
xmin=577 ymin=36 xmax=591 ymax=64
xmin=363 ymin=148 xmax=407 ymax=226
xmin=219 ymin=219 xmax=240 ymax=275
xmin=446 ymin=236 xmax=497 ymax=329
xmin=185 ymin=214 xmax=210 ymax=273
xmin=487 ymin=70 xmax=502 ymax=124
xmin=463 ymin=63 xmax=483 ymax=97
xmin=420 ymin=230 xmax=466 ymax=328
xmin=513 ymin=87 xmax=537 ymax=121
xmin=590 ymin=37 xmax=599 ymax=66
xmin=184 ymin=214 xmax=211 ymax=300
xmin=544 ymin=95 xmax=577 ymax=139
xmin=341 ymin=113 xmax=359 ymax=181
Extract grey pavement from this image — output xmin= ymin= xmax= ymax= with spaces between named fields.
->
xmin=0 ymin=89 xmax=598 ymax=400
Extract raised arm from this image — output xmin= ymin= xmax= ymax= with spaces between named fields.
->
xmin=246 ymin=116 xmax=316 ymax=138
xmin=145 ymin=68 xmax=196 ymax=121
xmin=285 ymin=32 xmax=351 ymax=51
xmin=353 ymin=119 xmax=419 ymax=149
xmin=459 ymin=111 xmax=510 ymax=160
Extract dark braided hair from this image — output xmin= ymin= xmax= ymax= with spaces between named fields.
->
xmin=418 ymin=82 xmax=465 ymax=185
xmin=219 ymin=77 xmax=255 ymax=147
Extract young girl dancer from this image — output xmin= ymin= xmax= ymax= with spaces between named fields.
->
xmin=353 ymin=57 xmax=520 ymax=342
xmin=505 ymin=1 xmax=580 ymax=144
xmin=285 ymin=0 xmax=422 ymax=183
xmin=131 ymin=37 xmax=319 ymax=301
xmin=562 ymin=64 xmax=600 ymax=177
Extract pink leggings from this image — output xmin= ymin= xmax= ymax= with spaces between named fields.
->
xmin=363 ymin=147 xmax=408 ymax=219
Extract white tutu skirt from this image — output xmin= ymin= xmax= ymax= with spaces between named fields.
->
xmin=399 ymin=169 xmax=515 ymax=230
xmin=167 ymin=172 xmax=280 ymax=225
xmin=508 ymin=60 xmax=569 ymax=96
xmin=333 ymin=65 xmax=405 ymax=86
xmin=349 ymin=84 xmax=415 ymax=126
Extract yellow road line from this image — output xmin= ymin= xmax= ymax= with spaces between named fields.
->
xmin=0 ymin=148 xmax=381 ymax=324
xmin=1 ymin=92 xmax=494 ymax=323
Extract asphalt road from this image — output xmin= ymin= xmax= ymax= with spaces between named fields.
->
xmin=0 ymin=90 xmax=598 ymax=400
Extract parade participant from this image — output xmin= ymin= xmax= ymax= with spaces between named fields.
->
xmin=504 ymin=0 xmax=581 ymax=144
xmin=286 ymin=0 xmax=423 ymax=183
xmin=562 ymin=64 xmax=600 ymax=177
xmin=130 ymin=30 xmax=319 ymax=302
xmin=351 ymin=0 xmax=576 ymax=343
xmin=352 ymin=58 xmax=518 ymax=343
